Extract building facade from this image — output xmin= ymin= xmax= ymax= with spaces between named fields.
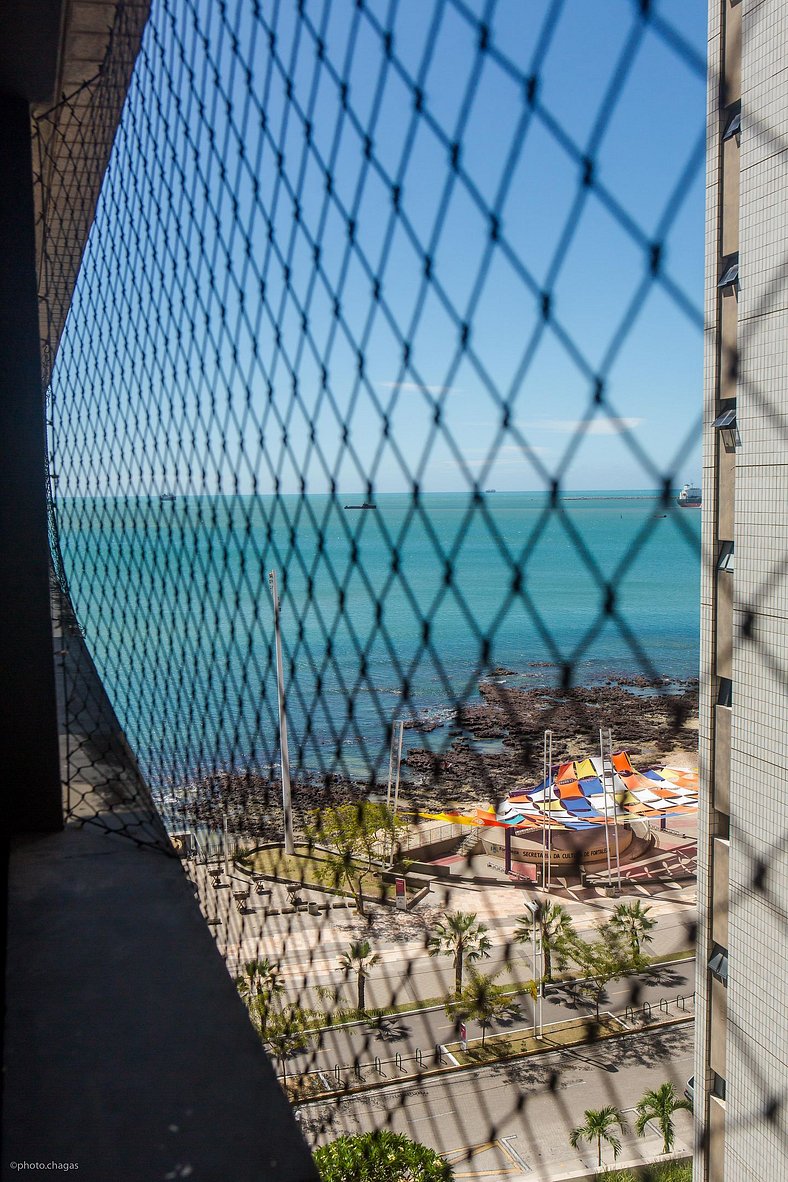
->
xmin=695 ymin=1 xmax=788 ymax=1178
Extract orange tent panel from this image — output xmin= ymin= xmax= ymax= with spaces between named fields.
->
xmin=613 ymin=752 xmax=635 ymax=776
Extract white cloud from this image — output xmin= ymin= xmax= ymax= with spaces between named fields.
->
xmin=530 ymin=416 xmax=643 ymax=436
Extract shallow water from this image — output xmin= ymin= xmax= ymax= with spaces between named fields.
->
xmin=56 ymin=491 xmax=701 ymax=786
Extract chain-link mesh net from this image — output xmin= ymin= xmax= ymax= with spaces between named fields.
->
xmin=31 ymin=0 xmax=788 ymax=1176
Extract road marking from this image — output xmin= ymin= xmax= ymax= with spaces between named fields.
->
xmin=498 ymin=1135 xmax=530 ymax=1172
xmin=444 ymin=1140 xmax=520 ymax=1178
xmin=408 ymin=1109 xmax=458 ymax=1124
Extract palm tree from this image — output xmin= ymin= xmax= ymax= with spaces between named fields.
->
xmin=608 ymin=901 xmax=657 ymax=962
xmin=448 ymin=973 xmax=508 ymax=1048
xmin=235 ymin=956 xmax=282 ymax=1004
xmin=515 ymin=901 xmax=574 ymax=983
xmin=235 ymin=957 xmax=284 ymax=1035
xmin=569 ymin=1106 xmax=627 ymax=1168
xmin=265 ymin=1006 xmax=310 ymax=1085
xmin=635 ymin=1082 xmax=692 ymax=1154
xmin=428 ymin=911 xmax=492 ymax=996
xmin=338 ymin=939 xmax=381 ymax=1012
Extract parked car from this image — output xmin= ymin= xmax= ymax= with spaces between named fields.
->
xmin=685 ymin=1076 xmax=695 ymax=1107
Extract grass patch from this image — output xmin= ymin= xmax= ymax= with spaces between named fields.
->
xmin=242 ymin=847 xmax=397 ymax=902
xmin=284 ymin=1073 xmax=332 ymax=1103
xmin=598 ymin=1163 xmax=691 ymax=1182
xmin=447 ymin=1015 xmax=623 ymax=1065
xmin=645 ymin=949 xmax=694 ymax=966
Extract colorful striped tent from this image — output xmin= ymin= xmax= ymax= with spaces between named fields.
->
xmin=419 ymin=752 xmax=698 ymax=832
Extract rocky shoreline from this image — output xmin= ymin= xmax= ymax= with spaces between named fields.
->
xmin=403 ymin=675 xmax=698 ymax=799
xmin=175 ymin=674 xmax=698 ymax=838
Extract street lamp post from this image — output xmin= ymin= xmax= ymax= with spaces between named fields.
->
xmin=541 ymin=729 xmax=553 ymax=890
xmin=523 ymin=899 xmax=544 ymax=1038
xmin=269 ymin=569 xmax=295 ymax=856
xmin=386 ymin=719 xmax=404 ymax=866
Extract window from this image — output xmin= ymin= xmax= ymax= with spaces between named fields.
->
xmin=722 ymin=103 xmax=741 ymax=141
xmin=713 ymin=403 xmax=739 ymax=450
xmin=717 ymin=677 xmax=733 ymax=707
xmin=712 ymin=408 xmax=737 ymax=430
xmin=709 ymin=943 xmax=729 ymax=986
xmin=717 ymin=542 xmax=734 ymax=572
xmin=718 ymin=255 xmax=739 ymax=289
xmin=712 ymin=1072 xmax=727 ymax=1102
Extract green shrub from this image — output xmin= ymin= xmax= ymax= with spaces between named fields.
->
xmin=314 ymin=1131 xmax=453 ymax=1181
xmin=598 ymin=1161 xmax=692 ymax=1182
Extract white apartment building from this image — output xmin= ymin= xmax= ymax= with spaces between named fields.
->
xmin=695 ymin=1 xmax=788 ymax=1178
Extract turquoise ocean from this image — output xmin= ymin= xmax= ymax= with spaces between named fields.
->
xmin=56 ymin=492 xmax=701 ymax=789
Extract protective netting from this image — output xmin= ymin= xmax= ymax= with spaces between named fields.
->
xmin=32 ymin=0 xmax=787 ymax=1177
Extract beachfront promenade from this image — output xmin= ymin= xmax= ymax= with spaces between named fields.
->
xmin=185 ymin=847 xmax=697 ymax=1016
xmin=177 ymin=830 xmax=699 ymax=1179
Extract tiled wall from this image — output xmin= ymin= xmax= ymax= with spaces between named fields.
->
xmin=698 ymin=2 xmax=788 ymax=1180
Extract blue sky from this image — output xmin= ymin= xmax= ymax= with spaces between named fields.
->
xmin=53 ymin=0 xmax=708 ymax=497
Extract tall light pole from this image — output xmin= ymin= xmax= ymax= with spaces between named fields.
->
xmin=599 ymin=726 xmax=620 ymax=891
xmin=542 ymin=729 xmax=553 ymax=890
xmin=386 ymin=719 xmax=404 ymax=866
xmin=523 ymin=899 xmax=543 ymax=1038
xmin=391 ymin=719 xmax=404 ymax=822
xmin=269 ymin=570 xmax=294 ymax=855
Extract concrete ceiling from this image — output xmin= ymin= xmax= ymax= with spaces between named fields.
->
xmin=2 ymin=0 xmax=152 ymax=381
xmin=0 ymin=1 xmax=132 ymax=107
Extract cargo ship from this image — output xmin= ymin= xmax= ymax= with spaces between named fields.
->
xmin=677 ymin=483 xmax=702 ymax=508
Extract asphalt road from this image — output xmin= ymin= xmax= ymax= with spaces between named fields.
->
xmin=288 ymin=958 xmax=696 ymax=1080
xmin=296 ymin=1022 xmax=696 ymax=1180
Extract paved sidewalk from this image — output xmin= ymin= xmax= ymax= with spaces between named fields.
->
xmin=183 ymin=853 xmax=697 ymax=1016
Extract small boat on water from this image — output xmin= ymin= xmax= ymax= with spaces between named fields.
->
xmin=677 ymin=483 xmax=702 ymax=508
xmin=344 ymin=502 xmax=377 ymax=510
xmin=159 ymin=493 xmax=176 ymax=503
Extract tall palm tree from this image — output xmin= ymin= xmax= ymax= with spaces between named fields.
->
xmin=448 ymin=973 xmax=508 ymax=1048
xmin=569 ymin=1106 xmax=627 ymax=1168
xmin=515 ymin=901 xmax=574 ymax=983
xmin=428 ymin=911 xmax=492 ymax=996
xmin=235 ymin=957 xmax=284 ymax=1035
xmin=338 ymin=939 xmax=381 ymax=1012
xmin=635 ymin=1082 xmax=692 ymax=1154
xmin=235 ymin=956 xmax=283 ymax=1003
xmin=608 ymin=901 xmax=657 ymax=962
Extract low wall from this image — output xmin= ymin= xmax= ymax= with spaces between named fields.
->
xmin=481 ymin=825 xmax=635 ymax=868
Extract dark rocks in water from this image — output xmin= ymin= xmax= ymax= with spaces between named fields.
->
xmin=403 ymin=677 xmax=698 ymax=800
xmin=401 ymin=714 xmax=444 ymax=733
xmin=180 ymin=766 xmax=371 ymax=838
xmin=173 ymin=675 xmax=698 ymax=833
